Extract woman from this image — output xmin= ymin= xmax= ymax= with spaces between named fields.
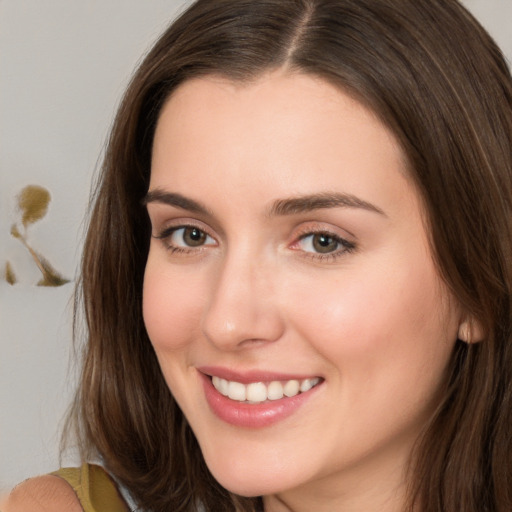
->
xmin=4 ymin=0 xmax=512 ymax=511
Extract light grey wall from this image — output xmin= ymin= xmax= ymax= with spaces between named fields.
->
xmin=0 ymin=0 xmax=510 ymax=494
xmin=0 ymin=0 xmax=189 ymax=492
xmin=463 ymin=0 xmax=512 ymax=60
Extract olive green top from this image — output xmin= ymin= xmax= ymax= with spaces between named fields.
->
xmin=51 ymin=463 xmax=129 ymax=512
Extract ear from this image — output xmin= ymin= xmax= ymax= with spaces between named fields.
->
xmin=457 ymin=316 xmax=484 ymax=344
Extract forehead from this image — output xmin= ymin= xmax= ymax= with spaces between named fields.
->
xmin=152 ymin=72 xmax=405 ymax=173
xmin=156 ymin=71 xmax=386 ymax=135
xmin=149 ymin=71 xmax=421 ymax=225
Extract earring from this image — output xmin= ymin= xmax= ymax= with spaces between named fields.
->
xmin=458 ymin=317 xmax=484 ymax=344
xmin=458 ymin=322 xmax=472 ymax=343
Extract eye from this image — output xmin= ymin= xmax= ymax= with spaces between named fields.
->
xmin=154 ymin=225 xmax=216 ymax=252
xmin=295 ymin=231 xmax=355 ymax=257
xmin=301 ymin=233 xmax=339 ymax=253
xmin=171 ymin=227 xmax=212 ymax=247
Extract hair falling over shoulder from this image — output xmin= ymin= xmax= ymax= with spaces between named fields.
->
xmin=65 ymin=1 xmax=512 ymax=510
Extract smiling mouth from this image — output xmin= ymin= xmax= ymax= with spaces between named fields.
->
xmin=210 ymin=376 xmax=322 ymax=404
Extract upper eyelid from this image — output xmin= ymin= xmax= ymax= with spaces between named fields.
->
xmin=150 ymin=215 xmax=355 ymax=245
xmin=296 ymin=230 xmax=347 ymax=242
xmin=147 ymin=207 xmax=225 ymax=239
xmin=151 ymin=217 xmax=214 ymax=235
xmin=146 ymin=198 xmax=358 ymax=236
xmin=293 ymin=231 xmax=354 ymax=249
xmin=290 ymin=223 xmax=357 ymax=252
xmin=157 ymin=228 xmax=217 ymax=249
xmin=292 ymin=221 xmax=356 ymax=242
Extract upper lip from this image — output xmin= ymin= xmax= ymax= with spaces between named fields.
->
xmin=197 ymin=365 xmax=322 ymax=384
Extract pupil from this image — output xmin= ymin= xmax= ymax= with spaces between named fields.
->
xmin=189 ymin=229 xmax=201 ymax=240
xmin=313 ymin=234 xmax=337 ymax=253
xmin=185 ymin=227 xmax=206 ymax=246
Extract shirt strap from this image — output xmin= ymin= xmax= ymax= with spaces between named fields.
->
xmin=51 ymin=463 xmax=129 ymax=512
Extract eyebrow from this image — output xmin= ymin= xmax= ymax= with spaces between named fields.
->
xmin=143 ymin=189 xmax=385 ymax=217
xmin=268 ymin=192 xmax=386 ymax=217
xmin=143 ymin=189 xmax=212 ymax=216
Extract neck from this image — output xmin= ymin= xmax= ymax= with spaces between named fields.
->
xmin=262 ymin=438 xmax=416 ymax=512
xmin=264 ymin=481 xmax=407 ymax=512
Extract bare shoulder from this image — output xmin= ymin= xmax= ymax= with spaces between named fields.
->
xmin=1 ymin=475 xmax=82 ymax=512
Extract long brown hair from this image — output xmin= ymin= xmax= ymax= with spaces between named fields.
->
xmin=70 ymin=1 xmax=512 ymax=510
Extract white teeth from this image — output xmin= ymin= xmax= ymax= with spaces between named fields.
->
xmin=300 ymin=377 xmax=320 ymax=392
xmin=219 ymin=378 xmax=229 ymax=396
xmin=267 ymin=381 xmax=284 ymax=400
xmin=246 ymin=382 xmax=267 ymax=403
xmin=228 ymin=381 xmax=246 ymax=401
xmin=283 ymin=379 xmax=300 ymax=397
xmin=300 ymin=378 xmax=313 ymax=392
xmin=211 ymin=376 xmax=321 ymax=403
xmin=212 ymin=376 xmax=229 ymax=396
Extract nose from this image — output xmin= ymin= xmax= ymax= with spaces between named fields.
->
xmin=201 ymin=251 xmax=285 ymax=350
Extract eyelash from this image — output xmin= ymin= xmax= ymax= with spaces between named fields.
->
xmin=293 ymin=229 xmax=356 ymax=262
xmin=153 ymin=224 xmax=356 ymax=261
xmin=153 ymin=224 xmax=215 ymax=254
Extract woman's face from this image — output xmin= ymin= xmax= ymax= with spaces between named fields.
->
xmin=143 ymin=71 xmax=460 ymax=508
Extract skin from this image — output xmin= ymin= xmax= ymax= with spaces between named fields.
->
xmin=1 ymin=476 xmax=82 ymax=511
xmin=143 ymin=70 xmax=463 ymax=512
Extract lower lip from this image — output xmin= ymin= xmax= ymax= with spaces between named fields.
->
xmin=200 ymin=373 xmax=321 ymax=428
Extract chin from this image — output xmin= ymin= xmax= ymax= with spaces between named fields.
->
xmin=212 ymin=473 xmax=281 ymax=498
xmin=203 ymin=452 xmax=305 ymax=498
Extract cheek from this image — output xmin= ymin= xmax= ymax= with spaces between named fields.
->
xmin=142 ymin=258 xmax=204 ymax=352
xmin=142 ymin=259 xmax=208 ymax=409
xmin=282 ymin=256 xmax=458 ymax=447
xmin=287 ymin=254 xmax=457 ymax=377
